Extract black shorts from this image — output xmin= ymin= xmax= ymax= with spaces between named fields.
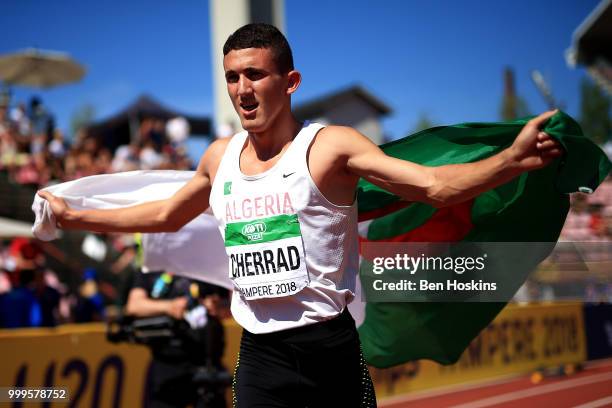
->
xmin=232 ymin=309 xmax=377 ymax=408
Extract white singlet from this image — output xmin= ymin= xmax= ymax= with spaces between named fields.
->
xmin=209 ymin=122 xmax=359 ymax=333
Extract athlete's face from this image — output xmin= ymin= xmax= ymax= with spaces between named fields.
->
xmin=223 ymin=47 xmax=300 ymax=133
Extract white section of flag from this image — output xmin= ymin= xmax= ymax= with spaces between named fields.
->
xmin=32 ymin=170 xmax=232 ymax=290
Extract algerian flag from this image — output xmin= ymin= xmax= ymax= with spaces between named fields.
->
xmin=31 ymin=170 xmax=232 ymax=290
xmin=354 ymin=111 xmax=611 ymax=367
xmin=31 ymin=111 xmax=610 ymax=368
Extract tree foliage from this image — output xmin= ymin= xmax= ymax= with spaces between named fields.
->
xmin=579 ymin=77 xmax=611 ymax=145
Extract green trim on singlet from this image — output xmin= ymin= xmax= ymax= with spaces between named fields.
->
xmin=225 ymin=214 xmax=301 ymax=247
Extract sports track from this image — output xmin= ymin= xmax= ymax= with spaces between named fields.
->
xmin=379 ymin=359 xmax=612 ymax=408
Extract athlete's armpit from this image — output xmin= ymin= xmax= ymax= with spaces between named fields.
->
xmin=327 ymin=127 xmax=437 ymax=205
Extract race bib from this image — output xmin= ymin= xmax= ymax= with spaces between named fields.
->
xmin=225 ymin=213 xmax=310 ymax=300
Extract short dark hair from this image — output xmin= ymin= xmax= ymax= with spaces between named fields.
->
xmin=223 ymin=23 xmax=294 ymax=73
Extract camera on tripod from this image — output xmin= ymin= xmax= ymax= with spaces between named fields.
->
xmin=106 ymin=313 xmax=232 ymax=406
xmin=107 ymin=314 xmax=188 ymax=345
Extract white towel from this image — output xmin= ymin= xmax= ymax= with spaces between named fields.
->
xmin=32 ymin=170 xmax=231 ymax=289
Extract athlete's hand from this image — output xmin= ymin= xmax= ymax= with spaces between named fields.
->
xmin=507 ymin=110 xmax=564 ymax=171
xmin=38 ymin=190 xmax=70 ymax=225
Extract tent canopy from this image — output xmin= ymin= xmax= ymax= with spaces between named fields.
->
xmin=86 ymin=95 xmax=211 ymax=152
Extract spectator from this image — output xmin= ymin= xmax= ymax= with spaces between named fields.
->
xmin=111 ymin=143 xmax=140 ymax=172
xmin=48 ymin=129 xmax=67 ymax=159
xmin=94 ymin=148 xmax=113 ymax=174
xmin=0 ymin=103 xmax=9 ymax=135
xmin=0 ymin=238 xmax=60 ymax=328
xmin=0 ymin=268 xmax=40 ymax=328
xmin=139 ymin=141 xmax=164 ymax=169
xmin=29 ymin=97 xmax=51 ymax=138
xmin=0 ymin=122 xmax=18 ymax=170
xmin=9 ymin=103 xmax=31 ymax=137
xmin=73 ymin=268 xmax=105 ymax=322
xmin=126 ymin=270 xmax=229 ymax=408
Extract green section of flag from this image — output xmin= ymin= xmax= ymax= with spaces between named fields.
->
xmin=356 ymin=111 xmax=612 ymax=368
xmin=225 ymin=214 xmax=300 ymax=247
xmin=224 ymin=181 xmax=232 ymax=195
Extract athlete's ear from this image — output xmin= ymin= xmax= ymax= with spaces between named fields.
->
xmin=286 ymin=70 xmax=301 ymax=95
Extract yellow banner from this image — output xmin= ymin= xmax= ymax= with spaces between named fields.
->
xmin=370 ymin=302 xmax=588 ymax=398
xmin=0 ymin=321 xmax=243 ymax=408
xmin=0 ymin=303 xmax=587 ymax=405
xmin=0 ymin=324 xmax=148 ymax=407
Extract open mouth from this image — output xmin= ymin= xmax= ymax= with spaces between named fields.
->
xmin=240 ymin=102 xmax=259 ymax=112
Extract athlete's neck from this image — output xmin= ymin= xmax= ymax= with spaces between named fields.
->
xmin=246 ymin=113 xmax=302 ymax=161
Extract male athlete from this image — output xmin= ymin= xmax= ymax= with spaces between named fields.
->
xmin=39 ymin=24 xmax=562 ymax=407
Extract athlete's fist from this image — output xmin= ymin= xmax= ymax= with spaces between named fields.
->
xmin=38 ymin=190 xmax=70 ymax=225
xmin=508 ymin=110 xmax=564 ymax=171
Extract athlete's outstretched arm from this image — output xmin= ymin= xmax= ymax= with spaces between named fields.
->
xmin=343 ymin=110 xmax=562 ymax=208
xmin=37 ymin=138 xmax=229 ymax=233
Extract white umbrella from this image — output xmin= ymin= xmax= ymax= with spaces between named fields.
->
xmin=0 ymin=216 xmax=34 ymax=238
xmin=0 ymin=48 xmax=86 ymax=89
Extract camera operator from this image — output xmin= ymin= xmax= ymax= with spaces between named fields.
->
xmin=125 ymin=270 xmax=230 ymax=408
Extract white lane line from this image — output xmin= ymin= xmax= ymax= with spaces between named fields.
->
xmin=572 ymin=396 xmax=612 ymax=408
xmin=449 ymin=372 xmax=612 ymax=408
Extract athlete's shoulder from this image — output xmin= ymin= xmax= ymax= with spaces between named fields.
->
xmin=207 ymin=135 xmax=235 ymax=157
xmin=315 ymin=125 xmax=376 ymax=154
xmin=196 ymin=135 xmax=236 ymax=175
xmin=316 ymin=125 xmax=361 ymax=145
xmin=317 ymin=125 xmax=359 ymax=138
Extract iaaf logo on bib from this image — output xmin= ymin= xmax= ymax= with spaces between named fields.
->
xmin=242 ymin=221 xmax=267 ymax=241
